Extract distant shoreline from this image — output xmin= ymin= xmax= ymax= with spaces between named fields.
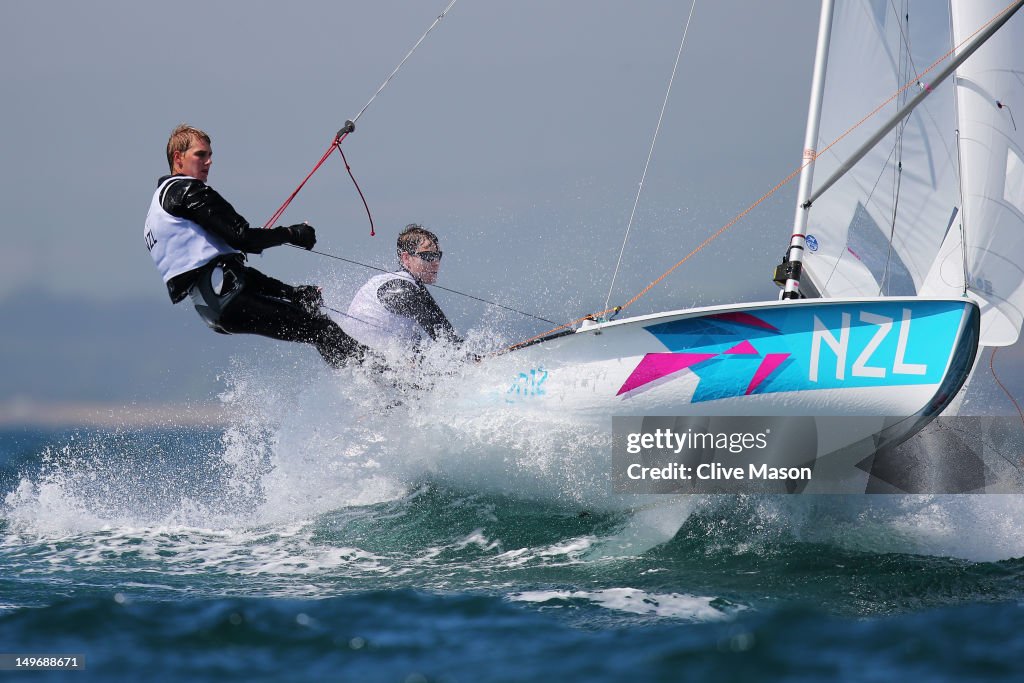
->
xmin=0 ymin=399 xmax=229 ymax=429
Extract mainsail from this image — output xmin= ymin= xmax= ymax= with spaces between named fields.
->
xmin=800 ymin=0 xmax=1024 ymax=346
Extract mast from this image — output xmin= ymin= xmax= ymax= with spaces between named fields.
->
xmin=780 ymin=0 xmax=836 ymax=300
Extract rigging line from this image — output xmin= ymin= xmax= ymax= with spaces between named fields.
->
xmin=887 ymin=0 xmax=961 ymax=166
xmin=616 ymin=0 xmax=1022 ymax=314
xmin=262 ymin=139 xmax=340 ymax=228
xmin=286 ymin=244 xmax=560 ymax=325
xmin=321 ymin=304 xmax=391 ymax=332
xmin=880 ymin=157 xmax=904 ymax=296
xmin=505 ymin=0 xmax=1024 ymax=348
xmin=881 ymin=1 xmax=913 ymax=294
xmin=506 ymin=308 xmax=619 ymax=353
xmin=997 ymin=100 xmax=1017 ymax=130
xmin=927 ymin=418 xmax=1022 ymax=473
xmin=351 ymin=0 xmax=460 ymax=125
xmin=880 ymin=2 xmax=929 ymax=296
xmin=337 ymin=145 xmax=375 ymax=236
xmin=880 ymin=113 xmax=908 ymax=296
xmin=955 ymin=129 xmax=970 ymax=295
xmin=888 ymin=0 xmax=921 ymax=83
xmin=602 ymin=0 xmax=698 ymax=314
xmin=619 ymin=158 xmax=807 ymax=313
xmin=990 ymin=347 xmax=1024 ymax=428
xmin=803 ymin=0 xmax=1024 ymax=208
xmin=262 ymin=1 xmax=458 ymax=229
xmin=824 ymin=139 xmax=899 ymax=292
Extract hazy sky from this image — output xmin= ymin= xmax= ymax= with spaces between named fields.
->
xmin=3 ymin=0 xmax=1023 ymax=409
xmin=3 ymin=0 xmax=1022 ymax=371
xmin=0 ymin=0 xmax=818 ymax=324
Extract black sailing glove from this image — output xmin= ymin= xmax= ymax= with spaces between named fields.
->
xmin=282 ymin=223 xmax=317 ymax=250
xmin=292 ymin=285 xmax=324 ymax=315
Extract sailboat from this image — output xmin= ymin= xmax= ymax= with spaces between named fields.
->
xmin=432 ymin=0 xmax=1024 ymax=483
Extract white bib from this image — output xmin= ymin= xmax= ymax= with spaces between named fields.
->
xmin=343 ymin=270 xmax=423 ymax=350
xmin=144 ymin=176 xmax=239 ymax=283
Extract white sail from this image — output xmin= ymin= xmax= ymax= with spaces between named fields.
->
xmin=801 ymin=0 xmax=959 ymax=301
xmin=921 ymin=0 xmax=1024 ymax=346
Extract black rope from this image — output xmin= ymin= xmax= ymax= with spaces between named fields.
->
xmin=288 ymin=244 xmax=560 ymax=325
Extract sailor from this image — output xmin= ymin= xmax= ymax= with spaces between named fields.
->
xmin=344 ymin=224 xmax=462 ymax=354
xmin=143 ymin=124 xmax=366 ymax=367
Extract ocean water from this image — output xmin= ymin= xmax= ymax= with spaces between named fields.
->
xmin=3 ymin=363 xmax=1024 ymax=681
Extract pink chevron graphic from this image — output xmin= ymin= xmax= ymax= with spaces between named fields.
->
xmin=745 ymin=353 xmax=790 ymax=395
xmin=709 ymin=312 xmax=780 ymax=332
xmin=616 ymin=352 xmax=717 ymax=395
xmin=725 ymin=340 xmax=759 ymax=355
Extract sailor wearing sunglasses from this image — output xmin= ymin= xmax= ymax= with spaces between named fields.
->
xmin=343 ymin=224 xmax=462 ymax=354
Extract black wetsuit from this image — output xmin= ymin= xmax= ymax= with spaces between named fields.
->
xmin=156 ymin=175 xmax=364 ymax=367
xmin=376 ymin=275 xmax=462 ymax=347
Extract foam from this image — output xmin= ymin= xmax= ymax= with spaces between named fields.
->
xmin=509 ymin=587 xmax=739 ymax=621
xmin=5 ymin=341 xmax=1024 ymax=568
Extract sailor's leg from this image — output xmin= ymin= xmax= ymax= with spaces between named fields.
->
xmin=218 ymin=288 xmax=365 ymax=367
xmin=238 ymin=267 xmax=295 ymax=300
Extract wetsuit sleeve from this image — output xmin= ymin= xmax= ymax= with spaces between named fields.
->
xmin=161 ymin=177 xmax=291 ymax=254
xmin=377 ymin=279 xmax=462 ymax=344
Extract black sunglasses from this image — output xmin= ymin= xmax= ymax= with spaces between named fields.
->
xmin=409 ymin=250 xmax=443 ymax=262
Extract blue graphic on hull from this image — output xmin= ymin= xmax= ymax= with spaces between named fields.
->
xmin=624 ymin=301 xmax=966 ymax=402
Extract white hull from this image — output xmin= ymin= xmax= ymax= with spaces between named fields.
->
xmin=496 ymin=297 xmax=976 ymax=409
xmin=440 ymin=297 xmax=979 ymax=469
